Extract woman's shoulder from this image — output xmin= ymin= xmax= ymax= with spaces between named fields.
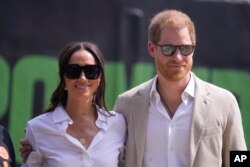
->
xmin=28 ymin=106 xmax=67 ymax=126
xmin=100 ymin=109 xmax=125 ymax=121
xmin=104 ymin=111 xmax=126 ymax=141
xmin=27 ymin=112 xmax=51 ymax=125
xmin=109 ymin=111 xmax=125 ymax=122
xmin=98 ymin=109 xmax=126 ymax=127
xmin=106 ymin=111 xmax=126 ymax=130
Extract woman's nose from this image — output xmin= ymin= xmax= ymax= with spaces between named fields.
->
xmin=79 ymin=71 xmax=87 ymax=80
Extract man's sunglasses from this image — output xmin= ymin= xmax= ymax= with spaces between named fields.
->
xmin=64 ymin=64 xmax=102 ymax=80
xmin=155 ymin=44 xmax=195 ymax=56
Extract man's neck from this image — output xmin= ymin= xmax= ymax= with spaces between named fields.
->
xmin=156 ymin=73 xmax=191 ymax=115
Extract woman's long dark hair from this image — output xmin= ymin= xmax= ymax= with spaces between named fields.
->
xmin=45 ymin=41 xmax=107 ymax=112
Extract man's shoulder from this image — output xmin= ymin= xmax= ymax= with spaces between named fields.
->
xmin=194 ymin=74 xmax=235 ymax=98
xmin=118 ymin=78 xmax=154 ymax=98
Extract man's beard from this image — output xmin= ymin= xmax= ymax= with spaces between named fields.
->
xmin=156 ymin=60 xmax=192 ymax=82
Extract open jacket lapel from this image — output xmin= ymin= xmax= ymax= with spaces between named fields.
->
xmin=189 ymin=75 xmax=213 ymax=166
xmin=131 ymin=80 xmax=153 ymax=167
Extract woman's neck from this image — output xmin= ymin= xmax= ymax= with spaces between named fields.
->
xmin=65 ymin=97 xmax=97 ymax=121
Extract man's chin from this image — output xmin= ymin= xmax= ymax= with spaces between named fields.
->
xmin=164 ymin=72 xmax=189 ymax=82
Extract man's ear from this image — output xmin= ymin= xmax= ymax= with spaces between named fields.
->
xmin=148 ymin=41 xmax=156 ymax=58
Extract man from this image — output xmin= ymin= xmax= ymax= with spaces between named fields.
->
xmin=113 ymin=9 xmax=246 ymax=167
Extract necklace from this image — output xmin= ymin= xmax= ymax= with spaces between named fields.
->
xmin=159 ymin=95 xmax=174 ymax=118
xmin=60 ymin=105 xmax=87 ymax=145
xmin=156 ymin=87 xmax=174 ymax=119
xmin=72 ymin=122 xmax=86 ymax=145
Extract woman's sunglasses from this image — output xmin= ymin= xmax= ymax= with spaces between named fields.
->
xmin=64 ymin=64 xmax=102 ymax=80
xmin=155 ymin=44 xmax=195 ymax=56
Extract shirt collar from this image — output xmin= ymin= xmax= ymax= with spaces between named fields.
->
xmin=149 ymin=75 xmax=158 ymax=99
xmin=150 ymin=74 xmax=195 ymax=104
xmin=52 ymin=105 xmax=109 ymax=131
xmin=52 ymin=106 xmax=72 ymax=124
xmin=181 ymin=73 xmax=195 ymax=105
xmin=95 ymin=108 xmax=109 ymax=131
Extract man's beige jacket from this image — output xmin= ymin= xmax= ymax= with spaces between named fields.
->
xmin=114 ymin=73 xmax=246 ymax=167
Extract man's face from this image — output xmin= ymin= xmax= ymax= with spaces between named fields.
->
xmin=148 ymin=26 xmax=194 ymax=82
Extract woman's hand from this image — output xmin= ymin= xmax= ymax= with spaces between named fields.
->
xmin=19 ymin=139 xmax=33 ymax=162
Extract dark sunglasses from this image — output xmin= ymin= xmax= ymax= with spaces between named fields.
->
xmin=155 ymin=44 xmax=195 ymax=56
xmin=64 ymin=64 xmax=102 ymax=80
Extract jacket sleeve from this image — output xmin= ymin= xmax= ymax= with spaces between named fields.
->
xmin=222 ymin=95 xmax=247 ymax=167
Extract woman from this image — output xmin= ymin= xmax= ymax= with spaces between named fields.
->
xmin=21 ymin=42 xmax=126 ymax=167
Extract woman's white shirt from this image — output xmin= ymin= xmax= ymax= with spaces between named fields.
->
xmin=24 ymin=106 xmax=126 ymax=167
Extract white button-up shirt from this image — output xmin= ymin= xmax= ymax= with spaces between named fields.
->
xmin=24 ymin=106 xmax=126 ymax=167
xmin=143 ymin=74 xmax=195 ymax=167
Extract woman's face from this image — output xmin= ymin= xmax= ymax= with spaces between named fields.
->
xmin=64 ymin=49 xmax=101 ymax=101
